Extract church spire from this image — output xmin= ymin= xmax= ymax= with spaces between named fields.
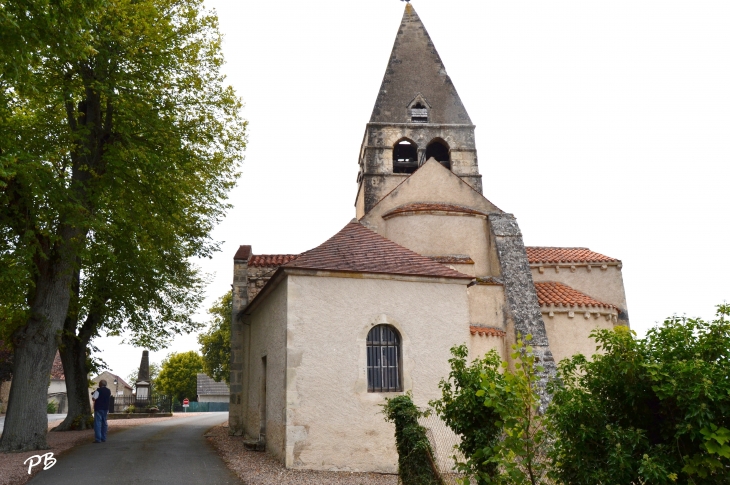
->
xmin=370 ymin=4 xmax=471 ymax=125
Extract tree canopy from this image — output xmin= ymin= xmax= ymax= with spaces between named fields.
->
xmin=0 ymin=0 xmax=246 ymax=451
xmin=156 ymin=351 xmax=203 ymax=403
xmin=198 ymin=292 xmax=231 ymax=383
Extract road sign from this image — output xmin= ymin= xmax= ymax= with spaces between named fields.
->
xmin=182 ymin=398 xmax=189 ymax=408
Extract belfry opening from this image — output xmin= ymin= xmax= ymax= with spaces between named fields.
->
xmin=426 ymin=139 xmax=450 ymax=169
xmin=393 ymin=140 xmax=418 ymax=174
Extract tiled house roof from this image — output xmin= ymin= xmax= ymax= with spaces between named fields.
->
xmin=526 ymin=247 xmax=619 ymax=264
xmin=383 ymin=203 xmax=487 ymax=218
xmin=534 ymin=282 xmax=616 ymax=309
xmin=197 ymin=373 xmax=230 ymax=396
xmin=249 ymin=255 xmax=299 ymax=267
xmin=51 ymin=351 xmax=64 ymax=380
xmin=469 ymin=326 xmax=506 ymax=337
xmin=284 ymin=221 xmax=472 ymax=279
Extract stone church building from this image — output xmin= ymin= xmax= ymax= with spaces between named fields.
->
xmin=228 ymin=4 xmax=629 ymax=473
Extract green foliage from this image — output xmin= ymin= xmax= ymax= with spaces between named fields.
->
xmin=0 ymin=0 xmax=245 ymax=368
xmin=155 ymin=351 xmax=203 ymax=403
xmin=0 ymin=340 xmax=11 ymax=383
xmin=46 ymin=401 xmax=57 ymax=414
xmin=432 ymin=337 xmax=550 ymax=485
xmin=430 ymin=345 xmax=503 ymax=482
xmin=548 ymin=304 xmax=730 ymax=484
xmin=125 ymin=405 xmax=136 ymax=414
xmin=127 ymin=362 xmax=160 ymax=390
xmin=198 ymin=292 xmax=231 ymax=383
xmin=382 ymin=393 xmax=443 ymax=485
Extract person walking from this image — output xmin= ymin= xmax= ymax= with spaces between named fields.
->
xmin=91 ymin=379 xmax=112 ymax=443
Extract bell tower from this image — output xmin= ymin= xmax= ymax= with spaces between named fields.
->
xmin=355 ymin=4 xmax=482 ymax=218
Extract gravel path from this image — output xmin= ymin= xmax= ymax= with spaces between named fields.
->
xmin=206 ymin=424 xmax=399 ymax=485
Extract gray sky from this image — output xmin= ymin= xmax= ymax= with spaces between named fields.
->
xmin=97 ymin=0 xmax=730 ymax=381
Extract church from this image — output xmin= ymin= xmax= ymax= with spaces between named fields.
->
xmin=228 ymin=4 xmax=629 ymax=473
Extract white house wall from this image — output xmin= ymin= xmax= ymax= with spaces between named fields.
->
xmin=243 ymin=279 xmax=288 ymax=461
xmin=284 ymin=274 xmax=470 ymax=472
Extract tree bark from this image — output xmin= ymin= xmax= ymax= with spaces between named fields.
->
xmin=53 ymin=330 xmax=93 ymax=431
xmin=0 ymin=234 xmax=76 ymax=452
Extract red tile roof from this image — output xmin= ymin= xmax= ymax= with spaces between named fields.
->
xmin=526 ymin=247 xmax=619 ymax=264
xmin=383 ymin=203 xmax=487 ymax=218
xmin=51 ymin=351 xmax=64 ymax=380
xmin=470 ymin=326 xmax=506 ymax=337
xmin=534 ymin=282 xmax=616 ymax=309
xmin=283 ymin=221 xmax=472 ymax=279
xmin=249 ymin=254 xmax=299 ymax=267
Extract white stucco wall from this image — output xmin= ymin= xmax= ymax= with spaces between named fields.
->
xmin=48 ymin=380 xmax=67 ymax=395
xmin=542 ymin=311 xmax=617 ymax=364
xmin=385 ymin=214 xmax=491 ymax=275
xmin=199 ymin=395 xmax=229 ymax=403
xmin=243 ymin=280 xmax=288 ymax=461
xmin=284 ymin=273 xmax=471 ymax=472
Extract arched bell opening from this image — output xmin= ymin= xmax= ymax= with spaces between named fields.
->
xmin=393 ymin=139 xmax=418 ymax=174
xmin=426 ymin=139 xmax=450 ymax=170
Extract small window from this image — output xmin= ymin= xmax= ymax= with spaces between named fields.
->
xmin=367 ymin=325 xmax=402 ymax=392
xmin=393 ymin=140 xmax=418 ymax=174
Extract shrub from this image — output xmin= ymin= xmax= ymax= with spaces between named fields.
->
xmin=548 ymin=305 xmax=730 ymax=484
xmin=46 ymin=400 xmax=57 ymax=414
xmin=383 ymin=393 xmax=443 ymax=485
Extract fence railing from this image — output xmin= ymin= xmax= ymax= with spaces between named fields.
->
xmin=110 ymin=394 xmax=172 ymax=414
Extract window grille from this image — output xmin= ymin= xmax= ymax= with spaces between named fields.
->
xmin=367 ymin=325 xmax=402 ymax=392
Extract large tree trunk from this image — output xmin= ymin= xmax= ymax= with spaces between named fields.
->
xmin=53 ymin=331 xmax=93 ymax=431
xmin=0 ymin=240 xmax=75 ymax=452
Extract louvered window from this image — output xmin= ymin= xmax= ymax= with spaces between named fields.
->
xmin=367 ymin=325 xmax=402 ymax=392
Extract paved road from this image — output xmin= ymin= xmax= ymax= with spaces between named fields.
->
xmin=0 ymin=414 xmax=66 ymax=434
xmin=29 ymin=412 xmax=241 ymax=485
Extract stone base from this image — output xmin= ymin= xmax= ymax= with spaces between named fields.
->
xmin=108 ymin=413 xmax=173 ymax=419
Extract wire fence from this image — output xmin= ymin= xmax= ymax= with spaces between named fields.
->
xmin=418 ymin=410 xmax=467 ymax=485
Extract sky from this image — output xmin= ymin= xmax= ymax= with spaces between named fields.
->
xmin=96 ymin=0 xmax=730 ymax=382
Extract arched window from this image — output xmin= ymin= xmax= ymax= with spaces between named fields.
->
xmin=393 ymin=140 xmax=418 ymax=174
xmin=426 ymin=139 xmax=450 ymax=169
xmin=367 ymin=325 xmax=402 ymax=392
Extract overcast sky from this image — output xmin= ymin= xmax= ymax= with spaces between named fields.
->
xmin=96 ymin=0 xmax=730 ymax=382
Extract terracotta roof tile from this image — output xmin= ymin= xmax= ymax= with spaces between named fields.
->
xmin=284 ymin=221 xmax=472 ymax=279
xmin=534 ymin=282 xmax=616 ymax=309
xmin=249 ymin=254 xmax=299 ymax=267
xmin=470 ymin=326 xmax=506 ymax=337
xmin=383 ymin=203 xmax=487 ymax=219
xmin=473 ymin=277 xmax=504 ymax=286
xmin=51 ymin=351 xmax=64 ymax=380
xmin=526 ymin=247 xmax=619 ymax=264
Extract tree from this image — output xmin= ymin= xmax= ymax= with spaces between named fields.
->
xmin=0 ymin=340 xmax=11 ymax=384
xmin=430 ymin=345 xmax=503 ymax=482
xmin=155 ymin=351 xmax=203 ymax=403
xmin=548 ymin=305 xmax=730 ymax=484
xmin=198 ymin=292 xmax=231 ymax=383
xmin=431 ymin=338 xmax=551 ymax=485
xmin=127 ymin=362 xmax=160 ymax=390
xmin=0 ymin=0 xmax=245 ymax=451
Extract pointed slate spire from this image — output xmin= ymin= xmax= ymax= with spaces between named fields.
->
xmin=370 ymin=4 xmax=471 ymax=124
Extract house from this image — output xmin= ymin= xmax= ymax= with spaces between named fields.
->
xmin=197 ymin=373 xmax=230 ymax=403
xmin=91 ymin=371 xmax=134 ymax=398
xmin=47 ymin=352 xmax=67 ymax=413
xmin=228 ymin=4 xmax=629 ymax=473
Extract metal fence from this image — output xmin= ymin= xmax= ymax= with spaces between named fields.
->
xmin=172 ymin=401 xmax=229 ymax=412
xmin=110 ymin=394 xmax=172 ymax=414
xmin=418 ymin=410 xmax=467 ymax=485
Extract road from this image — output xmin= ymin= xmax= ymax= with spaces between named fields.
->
xmin=0 ymin=414 xmax=66 ymax=434
xmin=29 ymin=412 xmax=241 ymax=485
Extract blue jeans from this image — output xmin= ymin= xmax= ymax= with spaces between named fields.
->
xmin=94 ymin=410 xmax=108 ymax=442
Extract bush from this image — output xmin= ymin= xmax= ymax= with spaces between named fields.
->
xmin=548 ymin=305 xmax=730 ymax=484
xmin=46 ymin=400 xmax=57 ymax=414
xmin=125 ymin=405 xmax=136 ymax=414
xmin=383 ymin=393 xmax=443 ymax=485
